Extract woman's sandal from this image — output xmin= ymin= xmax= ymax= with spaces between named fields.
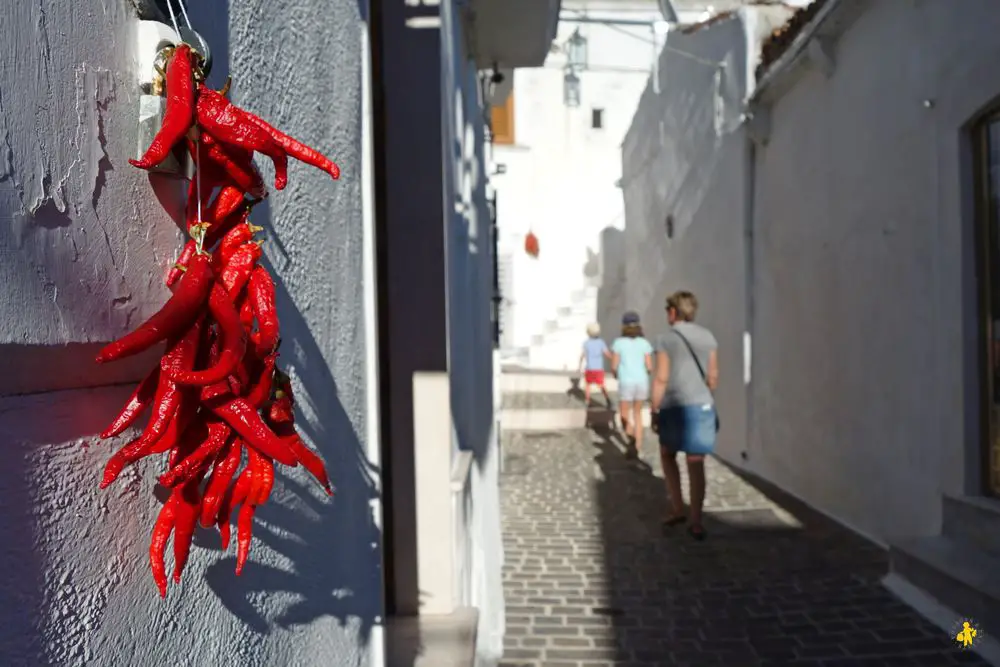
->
xmin=661 ymin=514 xmax=687 ymax=533
xmin=688 ymin=524 xmax=707 ymax=541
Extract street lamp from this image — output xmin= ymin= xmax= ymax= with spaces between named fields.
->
xmin=566 ymin=29 xmax=588 ymax=70
xmin=563 ymin=69 xmax=581 ymax=108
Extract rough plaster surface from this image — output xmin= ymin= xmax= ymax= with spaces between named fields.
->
xmin=0 ymin=1 xmax=377 ymax=666
xmin=749 ymin=0 xmax=1000 ymax=541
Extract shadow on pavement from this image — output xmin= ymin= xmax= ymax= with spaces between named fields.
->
xmin=589 ymin=424 xmax=987 ymax=666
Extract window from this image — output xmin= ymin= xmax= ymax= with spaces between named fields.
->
xmin=591 ymin=108 xmax=604 ymax=129
xmin=975 ymin=112 xmax=1000 ymax=495
xmin=491 ymin=93 xmax=515 ymax=145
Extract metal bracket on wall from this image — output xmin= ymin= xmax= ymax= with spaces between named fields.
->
xmin=132 ymin=17 xmax=211 ymax=180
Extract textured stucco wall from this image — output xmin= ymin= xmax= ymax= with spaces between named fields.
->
xmin=749 ymin=0 xmax=1000 ymax=541
xmin=617 ymin=13 xmax=760 ymax=463
xmin=441 ymin=2 xmax=505 ymax=664
xmin=0 ymin=2 xmax=379 ymax=666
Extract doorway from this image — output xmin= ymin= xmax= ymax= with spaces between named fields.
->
xmin=974 ymin=112 xmax=1000 ymax=495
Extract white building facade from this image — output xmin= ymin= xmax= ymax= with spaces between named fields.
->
xmin=491 ymin=0 xmax=667 ymax=370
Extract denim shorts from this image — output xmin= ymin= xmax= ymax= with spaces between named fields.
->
xmin=618 ymin=381 xmax=649 ymax=402
xmin=657 ymin=404 xmax=717 ymax=455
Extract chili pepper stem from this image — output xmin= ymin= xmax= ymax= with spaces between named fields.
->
xmin=189 ymin=222 xmax=210 ymax=255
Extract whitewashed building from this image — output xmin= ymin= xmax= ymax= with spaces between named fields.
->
xmin=489 ymin=0 xmax=671 ymax=370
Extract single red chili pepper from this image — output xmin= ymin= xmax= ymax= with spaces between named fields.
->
xmin=194 ymin=200 xmax=262 ymax=271
xmin=196 ymin=88 xmax=290 ymax=190
xmin=200 ymin=438 xmax=243 ymax=528
xmin=235 ymin=501 xmax=257 ymax=575
xmin=166 ymin=241 xmax=197 ymax=288
xmin=215 ymin=222 xmax=260 ymax=271
xmin=205 ymin=394 xmax=298 ymax=466
xmin=246 ymin=351 xmax=277 ymax=408
xmin=246 ymin=114 xmax=341 ymax=180
xmin=226 ymin=343 xmax=254 ymax=397
xmin=268 ymin=393 xmax=333 ymax=495
xmin=150 ymin=392 xmax=198 ymax=455
xmin=149 ymin=493 xmax=180 ymax=598
xmin=248 ymin=266 xmax=279 ymax=356
xmin=129 ymin=45 xmax=196 ymax=170
xmin=208 ymin=185 xmax=247 ymax=226
xmin=96 ymin=254 xmax=213 ymax=364
xmin=159 ymin=420 xmax=231 ymax=488
xmin=100 ymin=319 xmax=204 ymax=488
xmin=101 ymin=366 xmax=161 ymax=439
xmin=217 ymin=467 xmax=252 ymax=550
xmin=199 ymin=131 xmax=267 ymax=198
xmin=247 ymin=448 xmax=275 ymax=506
xmin=240 ymin=296 xmax=255 ymax=330
xmin=164 ymin=284 xmax=247 ymax=386
xmin=172 ymin=467 xmax=208 ymax=584
xmin=220 ymin=242 xmax=263 ymax=297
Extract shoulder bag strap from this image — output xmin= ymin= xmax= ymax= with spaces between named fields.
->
xmin=673 ymin=328 xmax=709 ymax=389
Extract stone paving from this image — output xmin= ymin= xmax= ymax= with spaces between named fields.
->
xmin=498 ymin=396 xmax=989 ymax=667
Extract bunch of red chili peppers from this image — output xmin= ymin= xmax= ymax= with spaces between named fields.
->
xmin=97 ymin=43 xmax=338 ymax=597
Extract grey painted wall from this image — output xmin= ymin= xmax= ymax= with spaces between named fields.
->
xmin=619 ymin=0 xmax=1000 ymax=543
xmin=0 ymin=2 xmax=378 ymax=666
xmin=749 ymin=0 xmax=1000 ymax=541
xmin=617 ymin=14 xmax=754 ymax=463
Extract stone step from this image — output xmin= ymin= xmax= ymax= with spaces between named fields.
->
xmin=942 ymin=494 xmax=1000 ymax=557
xmin=889 ymin=535 xmax=1000 ymax=639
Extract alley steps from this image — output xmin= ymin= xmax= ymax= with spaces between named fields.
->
xmin=889 ymin=495 xmax=1000 ymax=643
xmin=942 ymin=493 xmax=1000 ymax=555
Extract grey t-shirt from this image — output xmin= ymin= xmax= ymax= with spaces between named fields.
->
xmin=656 ymin=321 xmax=718 ymax=409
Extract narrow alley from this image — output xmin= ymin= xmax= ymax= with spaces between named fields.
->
xmin=498 ymin=372 xmax=987 ymax=667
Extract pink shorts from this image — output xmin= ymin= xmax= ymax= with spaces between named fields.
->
xmin=584 ymin=370 xmax=605 ymax=386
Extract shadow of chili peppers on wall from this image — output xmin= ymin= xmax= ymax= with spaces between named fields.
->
xmin=203 ymin=196 xmax=381 ymax=646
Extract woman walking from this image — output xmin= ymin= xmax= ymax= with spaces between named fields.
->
xmin=611 ymin=311 xmax=653 ymax=457
xmin=651 ymin=291 xmax=718 ymax=541
xmin=579 ymin=323 xmax=613 ymax=408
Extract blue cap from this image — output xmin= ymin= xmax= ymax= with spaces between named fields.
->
xmin=622 ymin=311 xmax=640 ymax=325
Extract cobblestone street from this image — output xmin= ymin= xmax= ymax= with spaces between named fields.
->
xmin=498 ymin=392 xmax=988 ymax=667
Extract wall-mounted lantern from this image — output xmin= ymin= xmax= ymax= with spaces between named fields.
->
xmin=566 ymin=29 xmax=588 ymax=71
xmin=563 ymin=69 xmax=581 ymax=108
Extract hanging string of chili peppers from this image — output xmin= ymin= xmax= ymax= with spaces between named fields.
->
xmin=100 ymin=39 xmax=338 ymax=597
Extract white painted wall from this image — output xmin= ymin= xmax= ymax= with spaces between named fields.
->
xmin=617 ymin=0 xmax=1000 ymax=542
xmin=491 ymin=0 xmax=663 ymax=367
xmin=0 ymin=2 xmax=380 ymax=666
xmin=441 ymin=1 xmax=506 ymax=664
